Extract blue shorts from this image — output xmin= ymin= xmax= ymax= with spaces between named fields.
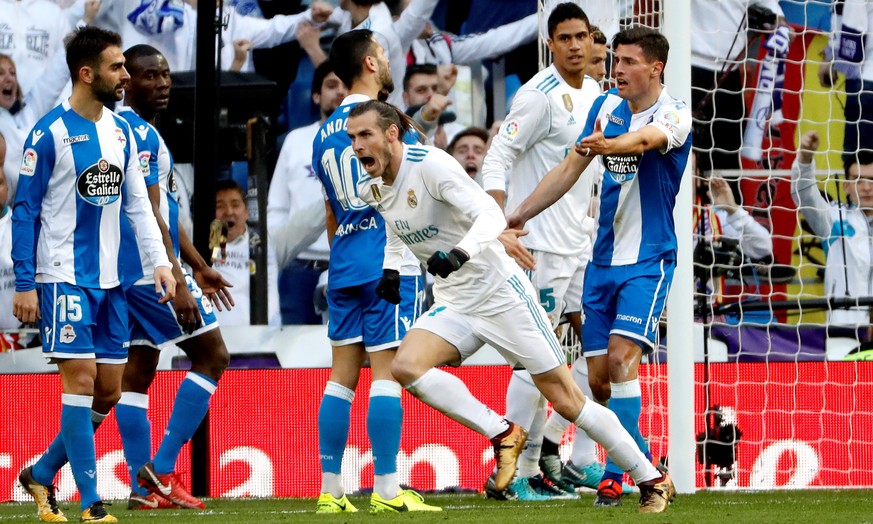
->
xmin=38 ymin=282 xmax=128 ymax=363
xmin=327 ymin=274 xmax=424 ymax=352
xmin=582 ymin=258 xmax=675 ymax=357
xmin=126 ymin=273 xmax=219 ymax=349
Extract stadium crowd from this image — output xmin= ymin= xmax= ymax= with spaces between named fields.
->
xmin=2 ymin=0 xmax=873 ymax=520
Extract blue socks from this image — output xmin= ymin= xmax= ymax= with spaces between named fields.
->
xmin=603 ymin=379 xmax=651 ymax=482
xmin=32 ymin=408 xmax=107 ymax=489
xmin=152 ymin=372 xmax=217 ymax=475
xmin=318 ymin=381 xmax=354 ymax=475
xmin=367 ymin=380 xmax=403 ymax=476
xmin=116 ymin=392 xmax=152 ymax=496
xmin=59 ymin=394 xmax=100 ymax=510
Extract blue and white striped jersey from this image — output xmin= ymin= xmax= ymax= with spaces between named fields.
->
xmin=580 ymin=88 xmax=692 ymax=266
xmin=12 ymin=101 xmax=170 ymax=290
xmin=117 ymin=106 xmax=179 ymax=286
xmin=312 ymin=94 xmax=420 ymax=290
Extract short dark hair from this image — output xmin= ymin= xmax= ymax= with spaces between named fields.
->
xmin=66 ymin=26 xmax=123 ymax=82
xmin=590 ymin=25 xmax=607 ymax=46
xmin=845 ymin=150 xmax=873 ymax=178
xmin=447 ymin=127 xmax=490 ymax=155
xmin=329 ymin=29 xmax=378 ymax=88
xmin=123 ymin=44 xmax=163 ymax=75
xmin=612 ymin=27 xmax=669 ymax=66
xmin=312 ymin=61 xmax=337 ymax=97
xmin=215 ymin=179 xmax=246 ymax=201
xmin=403 ymin=63 xmax=438 ymax=93
xmin=547 ymin=2 xmax=590 ymax=38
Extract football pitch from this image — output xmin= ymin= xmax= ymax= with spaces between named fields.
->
xmin=2 ymin=491 xmax=873 ymax=523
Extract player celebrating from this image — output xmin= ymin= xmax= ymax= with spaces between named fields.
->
xmin=311 ymin=30 xmax=438 ymax=514
xmin=115 ymin=44 xmax=233 ymax=511
xmin=481 ymin=2 xmax=604 ymax=499
xmin=348 ymin=99 xmax=676 ymax=514
xmin=13 ymin=27 xmax=175 ymax=523
xmin=507 ymin=27 xmax=692 ymax=507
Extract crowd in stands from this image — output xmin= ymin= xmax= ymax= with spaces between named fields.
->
xmin=0 ymin=0 xmax=872 ymax=337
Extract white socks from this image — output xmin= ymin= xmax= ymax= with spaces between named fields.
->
xmin=405 ymin=368 xmax=508 ymax=438
xmin=573 ymin=399 xmax=660 ymax=484
xmin=373 ymin=473 xmax=399 ymax=500
xmin=321 ymin=472 xmax=343 ymax=498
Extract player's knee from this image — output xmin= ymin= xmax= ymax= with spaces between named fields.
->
xmin=390 ymin=355 xmax=420 ymax=387
xmin=588 ymin=377 xmax=611 ymax=403
xmin=64 ymin=372 xmax=96 ymax=396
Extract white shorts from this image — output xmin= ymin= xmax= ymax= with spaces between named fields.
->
xmin=412 ymin=273 xmax=565 ymax=375
xmin=525 ymin=250 xmax=587 ymax=327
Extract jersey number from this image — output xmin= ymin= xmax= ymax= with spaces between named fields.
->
xmin=56 ymin=295 xmax=83 ymax=322
xmin=320 ymin=147 xmax=368 ymax=211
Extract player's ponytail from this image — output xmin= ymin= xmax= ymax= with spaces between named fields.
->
xmin=349 ymin=100 xmax=425 ymax=143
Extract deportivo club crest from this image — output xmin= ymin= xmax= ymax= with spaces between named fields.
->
xmin=407 ymin=189 xmax=418 ymax=208
xmin=562 ymin=94 xmax=573 ymax=112
xmin=371 ymin=185 xmax=382 ymax=202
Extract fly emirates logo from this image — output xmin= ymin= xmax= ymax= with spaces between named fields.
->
xmin=394 ymin=219 xmax=439 ymax=246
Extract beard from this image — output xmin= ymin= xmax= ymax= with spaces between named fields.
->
xmin=378 ymin=64 xmax=394 ymax=97
xmin=93 ymin=74 xmax=122 ymax=105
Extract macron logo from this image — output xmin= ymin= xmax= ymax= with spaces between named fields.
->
xmin=135 ymin=125 xmax=149 ymax=141
xmin=31 ymin=130 xmax=44 ymax=145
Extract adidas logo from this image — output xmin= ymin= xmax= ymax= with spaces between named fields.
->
xmin=567 ymin=115 xmax=576 ymax=125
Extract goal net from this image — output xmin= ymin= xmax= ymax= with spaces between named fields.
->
xmin=544 ymin=0 xmax=873 ymax=491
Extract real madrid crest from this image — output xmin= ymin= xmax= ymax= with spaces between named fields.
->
xmin=562 ymin=94 xmax=573 ymax=112
xmin=371 ymin=185 xmax=382 ymax=202
xmin=407 ymin=189 xmax=418 ymax=208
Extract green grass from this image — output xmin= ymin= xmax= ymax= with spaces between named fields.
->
xmin=2 ymin=491 xmax=873 ymax=523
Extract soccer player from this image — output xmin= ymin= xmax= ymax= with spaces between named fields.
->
xmin=311 ymin=29 xmax=438 ymax=514
xmin=348 ymin=99 xmax=675 ymax=513
xmin=115 ymin=44 xmax=233 ymax=511
xmin=507 ymin=27 xmax=692 ymax=507
xmin=481 ymin=2 xmax=604 ymax=500
xmin=13 ymin=27 xmax=175 ymax=523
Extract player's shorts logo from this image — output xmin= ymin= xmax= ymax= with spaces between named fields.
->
xmin=78 ymin=159 xmax=124 ymax=206
xmin=60 ymin=324 xmax=76 ymax=344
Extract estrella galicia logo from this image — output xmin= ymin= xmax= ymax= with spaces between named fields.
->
xmin=603 ymin=154 xmax=641 ymax=183
xmin=77 ymin=158 xmax=124 ymax=206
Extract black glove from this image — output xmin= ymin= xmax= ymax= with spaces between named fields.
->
xmin=375 ymin=269 xmax=401 ymax=304
xmin=426 ymin=248 xmax=469 ymax=278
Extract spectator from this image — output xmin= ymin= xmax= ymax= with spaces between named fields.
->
xmin=0 ymin=132 xmax=15 ymax=330
xmin=402 ymin=63 xmax=463 ymax=148
xmin=91 ymin=0 xmax=334 ymax=72
xmin=791 ymin=131 xmax=873 ymax=328
xmin=268 ymin=61 xmax=347 ymax=324
xmin=328 ymin=0 xmax=438 ymax=105
xmin=693 ymin=154 xmax=773 ymax=316
xmin=446 ymin=126 xmax=489 ymax=182
xmin=825 ymin=0 xmax=872 ymax=168
xmin=0 ymin=0 xmax=71 ymax=94
xmin=0 ymin=48 xmax=72 ymax=206
xmin=213 ymin=180 xmax=280 ymax=326
xmin=690 ymin=0 xmax=787 ymax=172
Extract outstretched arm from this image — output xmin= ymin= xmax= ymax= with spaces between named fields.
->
xmin=506 ymin=150 xmax=593 ymax=230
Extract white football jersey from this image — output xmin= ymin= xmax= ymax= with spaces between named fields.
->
xmin=482 ymin=64 xmax=601 ymax=257
xmin=358 ymin=145 xmax=519 ymax=313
